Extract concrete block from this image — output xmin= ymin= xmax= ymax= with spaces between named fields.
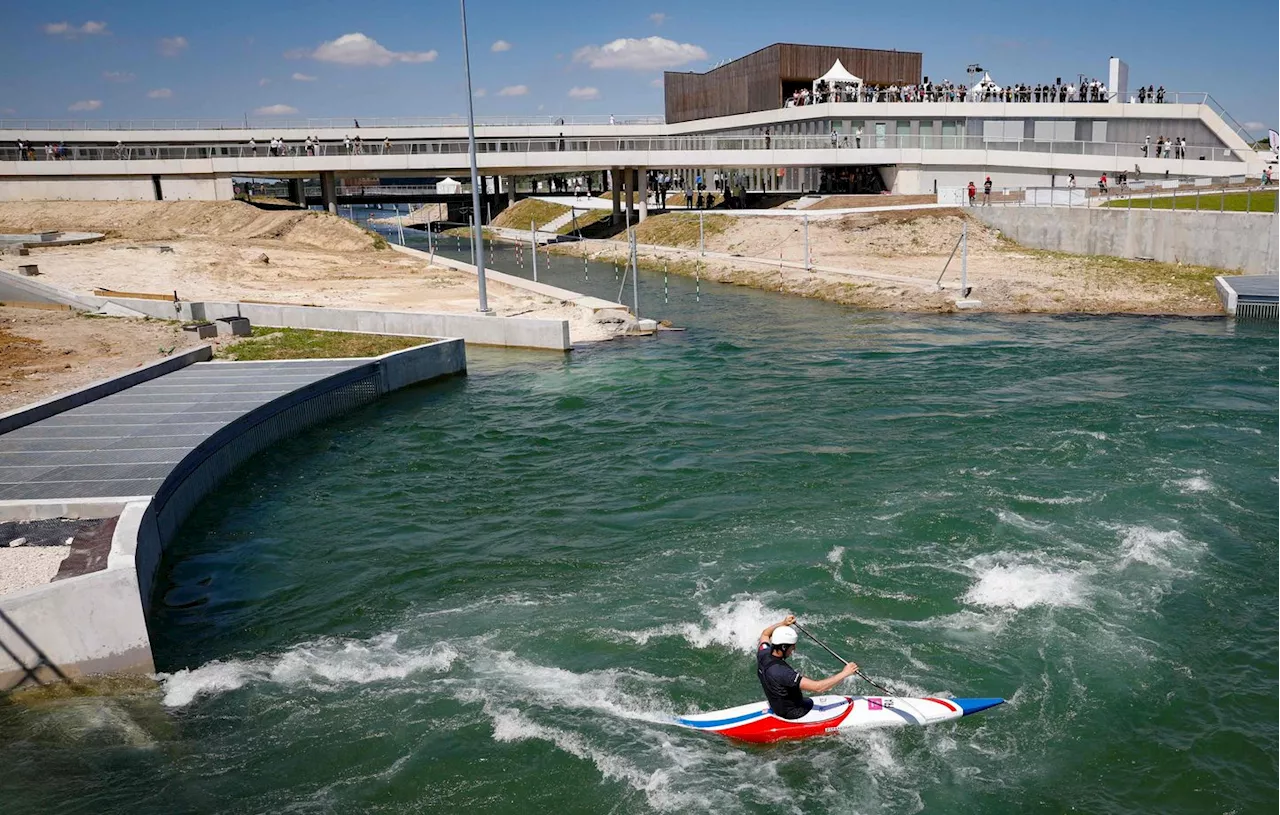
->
xmin=18 ymin=264 xmax=39 ymax=276
xmin=38 ymin=231 xmax=59 ymax=242
xmin=215 ymin=316 xmax=251 ymax=337
xmin=183 ymin=322 xmax=217 ymax=339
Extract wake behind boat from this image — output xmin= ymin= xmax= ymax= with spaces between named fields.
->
xmin=677 ymin=694 xmax=1005 ymax=743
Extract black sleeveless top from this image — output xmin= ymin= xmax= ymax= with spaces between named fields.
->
xmin=757 ymin=643 xmax=813 ymax=719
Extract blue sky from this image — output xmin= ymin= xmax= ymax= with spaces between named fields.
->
xmin=0 ymin=0 xmax=1275 ymax=133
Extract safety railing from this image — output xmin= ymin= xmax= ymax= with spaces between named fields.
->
xmin=0 ymin=93 xmax=1246 ymax=132
xmin=0 ymin=114 xmax=667 ymax=131
xmin=0 ymin=133 xmax=1248 ymax=164
xmin=1011 ymin=180 xmax=1277 ymax=212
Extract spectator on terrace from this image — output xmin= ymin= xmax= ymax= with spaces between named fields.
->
xmin=383 ymin=137 xmax=391 ymax=154
xmin=983 ymin=176 xmax=992 ymax=205
xmin=967 ymin=181 xmax=976 ymax=206
xmin=855 ymin=126 xmax=863 ymax=148
xmin=1156 ymin=85 xmax=1165 ymax=103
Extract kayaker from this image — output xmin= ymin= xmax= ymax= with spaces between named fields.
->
xmin=757 ymin=615 xmax=859 ymax=719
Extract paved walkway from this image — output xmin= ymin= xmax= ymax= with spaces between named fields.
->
xmin=531 ymin=194 xmax=953 ymax=219
xmin=0 ymin=360 xmax=367 ymax=501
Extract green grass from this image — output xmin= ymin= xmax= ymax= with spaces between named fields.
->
xmin=492 ymin=198 xmax=570 ymax=230
xmin=629 ymin=212 xmax=732 ymax=247
xmin=215 ymin=327 xmax=429 ymax=361
xmin=557 ymin=208 xmax=610 ymax=234
xmin=1104 ymin=189 xmax=1276 ymax=212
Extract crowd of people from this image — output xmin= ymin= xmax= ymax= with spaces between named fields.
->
xmin=1141 ymin=135 xmax=1188 ymax=159
xmin=786 ymin=77 xmax=1169 ymax=107
xmin=13 ymin=139 xmax=70 ymax=160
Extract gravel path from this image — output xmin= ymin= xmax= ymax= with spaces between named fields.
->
xmin=0 ymin=547 xmax=70 ymax=596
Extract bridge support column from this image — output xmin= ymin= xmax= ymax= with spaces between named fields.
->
xmin=623 ymin=167 xmax=634 ymax=227
xmin=319 ymin=171 xmax=338 ymax=215
xmin=637 ymin=166 xmax=648 ymax=223
xmin=506 ymin=176 xmax=516 ymax=208
xmin=287 ymin=178 xmax=305 ymax=207
xmin=611 ymin=166 xmax=622 ymax=224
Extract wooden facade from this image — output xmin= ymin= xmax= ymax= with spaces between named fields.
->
xmin=664 ymin=43 xmax=923 ymax=123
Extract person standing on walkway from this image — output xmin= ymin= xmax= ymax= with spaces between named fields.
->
xmin=830 ymin=128 xmax=838 ymax=148
xmin=855 ymin=126 xmax=863 ymax=148
xmin=967 ymin=181 xmax=976 ymax=206
xmin=1142 ymin=135 xmax=1149 ymax=157
xmin=982 ymin=176 xmax=992 ymax=205
xmin=1098 ymin=173 xmax=1108 ymax=196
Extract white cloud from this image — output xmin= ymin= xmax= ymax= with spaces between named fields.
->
xmin=147 ymin=88 xmax=173 ymax=99
xmin=292 ymin=72 xmax=317 ymax=81
xmin=68 ymin=100 xmax=102 ymax=111
xmin=158 ymin=36 xmax=189 ymax=57
xmin=1242 ymin=121 xmax=1270 ymax=131
xmin=103 ymin=71 xmax=135 ymax=82
xmin=491 ymin=40 xmax=511 ymax=52
xmin=573 ymin=36 xmax=706 ymax=70
xmin=497 ymin=84 xmax=528 ymax=97
xmin=649 ymin=12 xmax=666 ymax=25
xmin=568 ymin=86 xmax=600 ymax=100
xmin=254 ymin=104 xmax=298 ymax=115
xmin=258 ymin=78 xmax=271 ymax=86
xmin=44 ymin=21 xmax=109 ymax=37
xmin=293 ymin=33 xmax=436 ymax=66
xmin=474 ymin=88 xmax=487 ymax=97
xmin=650 ymin=76 xmax=664 ymax=88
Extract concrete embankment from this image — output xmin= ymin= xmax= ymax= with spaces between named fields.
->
xmin=971 ymin=207 xmax=1279 ymax=275
xmin=0 ymin=340 xmax=465 ymax=688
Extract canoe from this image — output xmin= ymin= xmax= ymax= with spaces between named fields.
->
xmin=676 ymin=694 xmax=1004 ymax=743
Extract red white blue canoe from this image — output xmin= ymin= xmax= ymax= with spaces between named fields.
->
xmin=677 ymin=695 xmax=1004 ymax=744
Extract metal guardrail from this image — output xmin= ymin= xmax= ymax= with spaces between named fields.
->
xmin=0 ymin=93 xmax=1254 ymax=133
xmin=0 ymin=114 xmax=667 ymax=131
xmin=0 ymin=134 xmax=1248 ymax=164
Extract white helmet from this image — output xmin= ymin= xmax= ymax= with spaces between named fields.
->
xmin=772 ymin=626 xmax=798 ymax=646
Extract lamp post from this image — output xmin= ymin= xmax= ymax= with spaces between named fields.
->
xmin=460 ymin=0 xmax=490 ymax=312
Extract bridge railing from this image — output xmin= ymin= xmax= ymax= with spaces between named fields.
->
xmin=0 ymin=115 xmax=667 ymax=131
xmin=0 ymin=133 xmax=1248 ymax=165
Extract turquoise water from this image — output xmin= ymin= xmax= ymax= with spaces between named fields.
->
xmin=2 ymin=238 xmax=1276 ymax=814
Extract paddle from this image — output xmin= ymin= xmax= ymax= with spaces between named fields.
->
xmin=792 ymin=621 xmax=899 ymax=696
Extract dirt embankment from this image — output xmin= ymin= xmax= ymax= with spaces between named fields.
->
xmin=0 ymin=307 xmax=205 ymax=412
xmin=0 ymin=200 xmax=381 ymax=252
xmin=557 ymin=208 xmax=1223 ymax=315
xmin=0 ymin=201 xmax=623 ymax=345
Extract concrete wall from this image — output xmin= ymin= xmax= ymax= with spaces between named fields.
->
xmin=106 ymin=297 xmax=572 ymax=351
xmin=0 ymin=175 xmax=230 ymax=202
xmin=971 ymin=207 xmax=1280 ymax=274
xmin=0 ymin=340 xmax=465 ymax=688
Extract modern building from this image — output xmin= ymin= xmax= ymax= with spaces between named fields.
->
xmin=0 ymin=44 xmax=1264 ymax=209
xmin=664 ymin=43 xmax=923 ymax=123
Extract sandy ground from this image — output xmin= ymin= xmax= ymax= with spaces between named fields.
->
xmin=567 ymin=209 xmax=1223 ymax=315
xmin=0 ymin=545 xmax=71 ymax=596
xmin=0 ymin=306 xmax=210 ymax=412
xmin=0 ymin=201 xmax=620 ymax=345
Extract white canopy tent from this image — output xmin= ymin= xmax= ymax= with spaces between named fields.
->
xmin=813 ymin=60 xmax=862 ymax=102
xmin=436 ymin=177 xmax=462 ymax=194
xmin=969 ymin=72 xmax=1002 ymax=101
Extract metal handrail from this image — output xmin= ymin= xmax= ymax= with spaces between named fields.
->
xmin=0 ymin=114 xmax=667 ymax=131
xmin=0 ymin=133 xmax=1247 ymax=164
xmin=0 ymin=93 xmax=1249 ymax=132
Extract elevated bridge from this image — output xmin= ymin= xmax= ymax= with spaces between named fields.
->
xmin=1 ymin=99 xmax=1261 ymax=219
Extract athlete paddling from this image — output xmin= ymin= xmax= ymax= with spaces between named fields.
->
xmin=757 ymin=615 xmax=858 ymax=719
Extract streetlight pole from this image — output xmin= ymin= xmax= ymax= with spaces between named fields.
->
xmin=460 ymin=0 xmax=490 ymax=312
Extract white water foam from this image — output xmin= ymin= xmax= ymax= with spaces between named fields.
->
xmin=1113 ymin=525 xmax=1205 ymax=574
xmin=995 ymin=509 xmax=1056 ymax=534
xmin=1012 ymin=493 xmax=1089 ymax=505
xmin=158 ymin=633 xmax=458 ymax=707
xmin=1170 ymin=475 xmax=1214 ymax=494
xmin=1054 ymin=429 xmax=1108 ymax=441
xmin=613 ymin=595 xmax=788 ymax=654
xmin=961 ymin=554 xmax=1089 ymax=611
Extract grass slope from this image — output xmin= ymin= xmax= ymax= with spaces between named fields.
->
xmin=1104 ymin=190 xmax=1276 ymax=213
xmin=216 ymin=327 xmax=428 ymax=361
